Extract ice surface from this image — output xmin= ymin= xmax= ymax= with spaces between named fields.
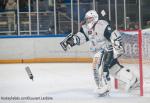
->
xmin=0 ymin=63 xmax=150 ymax=103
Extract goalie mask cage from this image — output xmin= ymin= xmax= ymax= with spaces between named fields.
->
xmin=114 ymin=30 xmax=144 ymax=96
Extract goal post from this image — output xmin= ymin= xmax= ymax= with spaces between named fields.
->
xmin=114 ymin=30 xmax=143 ymax=96
xmin=138 ymin=29 xmax=143 ymax=96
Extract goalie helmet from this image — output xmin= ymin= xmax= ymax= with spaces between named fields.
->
xmin=85 ymin=10 xmax=99 ymax=29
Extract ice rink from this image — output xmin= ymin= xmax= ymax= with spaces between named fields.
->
xmin=0 ymin=63 xmax=150 ymax=103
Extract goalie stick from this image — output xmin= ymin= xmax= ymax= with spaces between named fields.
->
xmin=25 ymin=66 xmax=34 ymax=81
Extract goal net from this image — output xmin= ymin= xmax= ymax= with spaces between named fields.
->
xmin=114 ymin=30 xmax=144 ymax=96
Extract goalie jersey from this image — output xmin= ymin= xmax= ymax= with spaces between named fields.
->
xmin=75 ymin=20 xmax=113 ymax=52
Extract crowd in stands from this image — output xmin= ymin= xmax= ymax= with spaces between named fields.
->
xmin=0 ymin=0 xmax=51 ymax=12
xmin=0 ymin=0 xmax=150 ymax=35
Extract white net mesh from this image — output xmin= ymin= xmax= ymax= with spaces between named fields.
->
xmin=119 ymin=30 xmax=150 ymax=63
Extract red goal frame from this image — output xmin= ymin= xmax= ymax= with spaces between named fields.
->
xmin=115 ymin=30 xmax=143 ymax=96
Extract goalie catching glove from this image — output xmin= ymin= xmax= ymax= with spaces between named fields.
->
xmin=110 ymin=30 xmax=125 ymax=58
xmin=60 ymin=33 xmax=80 ymax=51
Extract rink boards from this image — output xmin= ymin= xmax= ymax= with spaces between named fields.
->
xmin=0 ymin=30 xmax=150 ymax=63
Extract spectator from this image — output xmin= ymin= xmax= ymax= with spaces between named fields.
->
xmin=126 ymin=17 xmax=130 ymax=30
xmin=39 ymin=0 xmax=49 ymax=11
xmin=48 ymin=0 xmax=53 ymax=9
xmin=19 ymin=0 xmax=35 ymax=12
xmin=0 ymin=0 xmax=7 ymax=12
xmin=19 ymin=0 xmax=28 ymax=12
xmin=5 ymin=0 xmax=16 ymax=10
xmin=5 ymin=0 xmax=17 ymax=34
xmin=144 ymin=21 xmax=150 ymax=29
xmin=134 ymin=22 xmax=139 ymax=30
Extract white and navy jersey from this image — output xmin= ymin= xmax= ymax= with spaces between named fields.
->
xmin=75 ymin=20 xmax=113 ymax=52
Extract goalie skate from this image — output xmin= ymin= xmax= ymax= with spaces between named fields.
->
xmin=95 ymin=84 xmax=110 ymax=97
xmin=98 ymin=90 xmax=109 ymax=97
xmin=129 ymin=78 xmax=140 ymax=90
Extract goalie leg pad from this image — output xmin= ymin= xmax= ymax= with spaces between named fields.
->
xmin=110 ymin=64 xmax=137 ymax=91
xmin=109 ymin=63 xmax=122 ymax=77
xmin=93 ymin=49 xmax=112 ymax=94
xmin=93 ymin=57 xmax=103 ymax=88
xmin=93 ymin=69 xmax=100 ymax=87
xmin=92 ymin=49 xmax=105 ymax=88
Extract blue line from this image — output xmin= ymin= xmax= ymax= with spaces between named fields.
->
xmin=0 ymin=34 xmax=67 ymax=39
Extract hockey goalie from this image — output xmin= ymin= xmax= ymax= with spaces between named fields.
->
xmin=60 ymin=10 xmax=140 ymax=96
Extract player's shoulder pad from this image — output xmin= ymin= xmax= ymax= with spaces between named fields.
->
xmin=97 ymin=20 xmax=109 ymax=26
xmin=81 ymin=23 xmax=87 ymax=29
xmin=79 ymin=26 xmax=89 ymax=41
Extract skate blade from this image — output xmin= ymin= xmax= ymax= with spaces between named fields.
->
xmin=98 ymin=91 xmax=109 ymax=97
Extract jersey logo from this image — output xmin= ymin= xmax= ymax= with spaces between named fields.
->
xmin=88 ymin=31 xmax=92 ymax=35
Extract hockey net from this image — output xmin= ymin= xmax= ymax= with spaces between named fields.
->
xmin=114 ymin=30 xmax=145 ymax=96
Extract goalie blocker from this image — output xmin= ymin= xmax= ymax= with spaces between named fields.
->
xmin=60 ymin=33 xmax=80 ymax=51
